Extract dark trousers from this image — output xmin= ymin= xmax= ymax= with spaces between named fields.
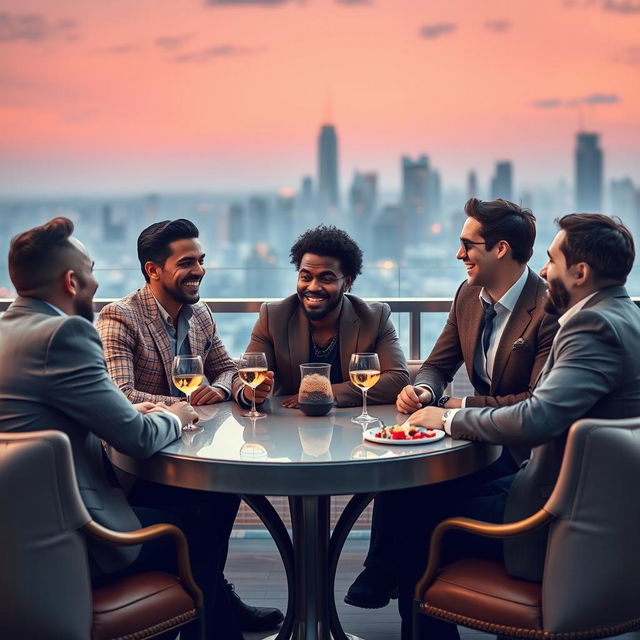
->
xmin=92 ymin=480 xmax=242 ymax=640
xmin=364 ymin=446 xmax=518 ymax=570
xmin=387 ymin=472 xmax=514 ymax=640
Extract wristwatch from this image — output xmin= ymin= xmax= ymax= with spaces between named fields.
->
xmin=441 ymin=409 xmax=451 ymax=429
xmin=437 ymin=395 xmax=450 ymax=408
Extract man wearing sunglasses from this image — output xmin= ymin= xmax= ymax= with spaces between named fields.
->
xmin=346 ymin=197 xmax=558 ymax=609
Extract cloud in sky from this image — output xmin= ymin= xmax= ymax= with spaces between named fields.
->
xmin=90 ymin=44 xmax=140 ymax=55
xmin=0 ymin=13 xmax=79 ymax=43
xmin=174 ymin=44 xmax=265 ymax=63
xmin=533 ymin=93 xmax=621 ymax=108
xmin=484 ymin=19 xmax=511 ymax=32
xmin=335 ymin=0 xmax=374 ymax=5
xmin=602 ymin=0 xmax=640 ymax=13
xmin=419 ymin=23 xmax=457 ymax=39
xmin=204 ymin=0 xmax=295 ymax=6
xmin=155 ymin=33 xmax=194 ymax=50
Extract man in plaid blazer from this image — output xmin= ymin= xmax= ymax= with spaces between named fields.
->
xmin=96 ymin=219 xmax=283 ymax=633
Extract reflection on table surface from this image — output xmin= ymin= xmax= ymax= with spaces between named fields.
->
xmin=171 ymin=398 xmax=463 ymax=464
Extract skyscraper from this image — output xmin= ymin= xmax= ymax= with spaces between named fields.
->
xmin=467 ymin=170 xmax=478 ymax=199
xmin=317 ymin=124 xmax=339 ymax=214
xmin=349 ymin=171 xmax=377 ymax=219
xmin=402 ymin=155 xmax=429 ymax=225
xmin=490 ymin=161 xmax=513 ymax=201
xmin=575 ymin=132 xmax=603 ymax=212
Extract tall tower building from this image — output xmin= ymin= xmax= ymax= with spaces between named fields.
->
xmin=575 ymin=132 xmax=603 ymax=211
xmin=317 ymin=124 xmax=339 ymax=214
xmin=402 ymin=155 xmax=429 ymax=223
xmin=467 ymin=170 xmax=478 ymax=200
xmin=490 ymin=161 xmax=513 ymax=201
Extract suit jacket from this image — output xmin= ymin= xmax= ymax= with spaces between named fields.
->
xmin=96 ymin=284 xmax=238 ymax=404
xmin=415 ymin=269 xmax=558 ymax=409
xmin=244 ymin=293 xmax=410 ymax=407
xmin=451 ymin=285 xmax=640 ymax=581
xmin=0 ymin=297 xmax=181 ymax=573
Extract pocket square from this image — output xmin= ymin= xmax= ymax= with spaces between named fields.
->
xmin=512 ymin=338 xmax=527 ymax=351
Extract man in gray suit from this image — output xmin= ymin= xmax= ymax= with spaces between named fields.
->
xmin=0 ymin=217 xmax=243 ymax=640
xmin=395 ymin=213 xmax=640 ymax=640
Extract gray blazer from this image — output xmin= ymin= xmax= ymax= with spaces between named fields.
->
xmin=0 ymin=297 xmax=181 ymax=574
xmin=244 ymin=293 xmax=409 ymax=407
xmin=450 ymin=286 xmax=640 ymax=581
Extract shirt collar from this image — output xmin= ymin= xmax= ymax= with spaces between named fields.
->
xmin=557 ymin=291 xmax=600 ymax=327
xmin=479 ymin=266 xmax=529 ymax=313
xmin=153 ymin=296 xmax=193 ymax=328
xmin=43 ymin=301 xmax=68 ymax=317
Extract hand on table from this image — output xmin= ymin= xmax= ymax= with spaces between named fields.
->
xmin=133 ymin=401 xmax=157 ymax=414
xmin=406 ymin=406 xmax=446 ymax=430
xmin=190 ymin=383 xmax=226 ymax=406
xmin=396 ymin=385 xmax=432 ymax=413
xmin=281 ymin=394 xmax=299 ymax=409
xmin=165 ymin=401 xmax=199 ymax=428
xmin=242 ymin=370 xmax=274 ymax=405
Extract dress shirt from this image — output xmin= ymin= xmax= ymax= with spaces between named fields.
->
xmin=418 ymin=267 xmax=529 ymax=408
xmin=154 ymin=297 xmax=230 ymax=400
xmin=441 ymin=289 xmax=601 ymax=435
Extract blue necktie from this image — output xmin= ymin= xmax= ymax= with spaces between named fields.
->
xmin=481 ymin=300 xmax=497 ymax=359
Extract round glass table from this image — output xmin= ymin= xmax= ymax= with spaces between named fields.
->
xmin=108 ymin=399 xmax=500 ymax=640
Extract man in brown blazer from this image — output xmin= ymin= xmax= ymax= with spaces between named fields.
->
xmin=96 ymin=219 xmax=283 ymax=633
xmin=238 ymin=225 xmax=409 ymax=409
xmin=346 ymin=198 xmax=558 ymax=609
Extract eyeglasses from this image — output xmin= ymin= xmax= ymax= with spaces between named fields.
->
xmin=460 ymin=239 xmax=488 ymax=252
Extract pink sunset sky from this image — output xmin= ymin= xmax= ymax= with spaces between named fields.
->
xmin=1 ymin=0 xmax=639 ymax=195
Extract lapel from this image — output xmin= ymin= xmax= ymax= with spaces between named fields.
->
xmin=461 ymin=288 xmax=485 ymax=384
xmin=339 ymin=295 xmax=360 ymax=381
xmin=490 ymin=269 xmax=537 ymax=393
xmin=140 ymin=285 xmax=174 ymax=388
xmin=188 ymin=305 xmax=209 ymax=357
xmin=288 ymin=302 xmax=311 ymax=390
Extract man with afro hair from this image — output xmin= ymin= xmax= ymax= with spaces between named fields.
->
xmin=237 ymin=225 xmax=409 ymax=408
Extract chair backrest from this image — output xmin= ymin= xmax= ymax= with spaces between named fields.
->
xmin=542 ymin=417 xmax=640 ymax=633
xmin=0 ymin=430 xmax=93 ymax=639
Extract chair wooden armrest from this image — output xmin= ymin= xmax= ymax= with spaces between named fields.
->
xmin=414 ymin=508 xmax=554 ymax=600
xmin=83 ymin=520 xmax=204 ymax=608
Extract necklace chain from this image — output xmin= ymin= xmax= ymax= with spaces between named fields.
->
xmin=312 ymin=334 xmax=338 ymax=358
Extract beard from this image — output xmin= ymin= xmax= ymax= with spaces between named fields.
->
xmin=298 ymin=291 xmax=344 ymax=321
xmin=544 ymin=277 xmax=571 ymax=316
xmin=74 ymin=298 xmax=95 ymax=323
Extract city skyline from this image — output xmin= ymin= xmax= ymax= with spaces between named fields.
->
xmin=1 ymin=0 xmax=640 ymax=196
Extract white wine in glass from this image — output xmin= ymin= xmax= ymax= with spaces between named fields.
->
xmin=239 ymin=352 xmax=268 ymax=419
xmin=349 ymin=352 xmax=381 ymax=424
xmin=172 ymin=355 xmax=204 ymax=431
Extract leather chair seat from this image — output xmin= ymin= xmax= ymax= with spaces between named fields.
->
xmin=421 ymin=558 xmax=543 ymax=631
xmin=92 ymin=571 xmax=197 ymax=640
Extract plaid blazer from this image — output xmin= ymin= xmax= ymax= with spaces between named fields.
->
xmin=96 ymin=284 xmax=238 ymax=404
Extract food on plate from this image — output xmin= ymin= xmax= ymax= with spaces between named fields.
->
xmin=373 ymin=424 xmax=438 ymax=441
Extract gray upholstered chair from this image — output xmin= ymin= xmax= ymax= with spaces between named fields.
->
xmin=413 ymin=417 xmax=640 ymax=639
xmin=0 ymin=430 xmax=205 ymax=640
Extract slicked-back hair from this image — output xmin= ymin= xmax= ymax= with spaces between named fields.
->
xmin=557 ymin=213 xmax=635 ymax=284
xmin=137 ymin=219 xmax=199 ymax=282
xmin=290 ymin=225 xmax=363 ymax=282
xmin=464 ymin=197 xmax=536 ymax=264
xmin=9 ymin=217 xmax=77 ymax=294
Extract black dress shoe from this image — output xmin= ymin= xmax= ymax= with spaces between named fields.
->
xmin=344 ymin=567 xmax=398 ymax=609
xmin=225 ymin=581 xmax=284 ymax=632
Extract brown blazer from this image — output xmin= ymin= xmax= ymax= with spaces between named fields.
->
xmin=243 ymin=293 xmax=410 ymax=407
xmin=96 ymin=284 xmax=238 ymax=404
xmin=415 ymin=268 xmax=558 ymax=408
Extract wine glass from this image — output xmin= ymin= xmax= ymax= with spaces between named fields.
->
xmin=349 ymin=352 xmax=381 ymax=424
xmin=238 ymin=352 xmax=268 ymax=419
xmin=171 ymin=355 xmax=204 ymax=431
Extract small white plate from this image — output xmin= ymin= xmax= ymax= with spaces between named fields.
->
xmin=363 ymin=426 xmax=446 ymax=445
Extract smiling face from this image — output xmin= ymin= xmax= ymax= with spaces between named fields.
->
xmin=296 ymin=253 xmax=352 ymax=321
xmin=456 ymin=216 xmax=499 ymax=288
xmin=540 ymin=230 xmax=573 ymax=315
xmin=148 ymin=237 xmax=205 ymax=305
